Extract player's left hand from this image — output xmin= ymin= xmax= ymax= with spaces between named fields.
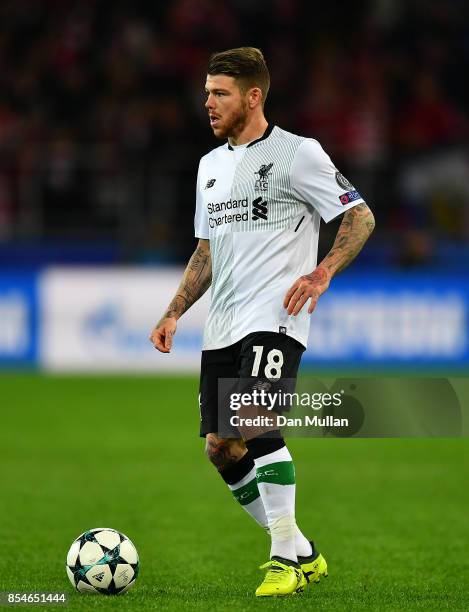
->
xmin=283 ymin=267 xmax=331 ymax=316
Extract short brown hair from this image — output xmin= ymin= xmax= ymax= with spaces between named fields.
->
xmin=207 ymin=47 xmax=270 ymax=105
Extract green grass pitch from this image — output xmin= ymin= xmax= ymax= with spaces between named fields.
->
xmin=0 ymin=374 xmax=467 ymax=611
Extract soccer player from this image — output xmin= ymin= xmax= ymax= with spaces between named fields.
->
xmin=149 ymin=47 xmax=375 ymax=597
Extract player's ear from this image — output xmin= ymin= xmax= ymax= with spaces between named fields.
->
xmin=248 ymin=87 xmax=262 ymax=109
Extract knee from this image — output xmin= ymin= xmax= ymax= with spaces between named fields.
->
xmin=205 ymin=434 xmax=246 ymax=471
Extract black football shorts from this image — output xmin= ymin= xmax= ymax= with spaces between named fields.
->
xmin=198 ymin=331 xmax=305 ymax=437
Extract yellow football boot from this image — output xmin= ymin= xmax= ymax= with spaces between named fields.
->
xmin=298 ymin=542 xmax=328 ymax=585
xmin=255 ymin=558 xmax=306 ymax=597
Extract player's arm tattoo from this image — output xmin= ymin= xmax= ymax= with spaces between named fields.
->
xmin=162 ymin=240 xmax=211 ymax=320
xmin=318 ymin=203 xmax=375 ymax=277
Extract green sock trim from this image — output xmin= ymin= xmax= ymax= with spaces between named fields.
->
xmin=256 ymin=461 xmax=295 ymax=485
xmin=232 ymin=478 xmax=260 ymax=506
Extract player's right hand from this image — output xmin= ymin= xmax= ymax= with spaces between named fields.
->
xmin=149 ymin=317 xmax=177 ymax=353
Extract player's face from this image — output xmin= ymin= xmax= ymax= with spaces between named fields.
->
xmin=205 ymin=74 xmax=249 ymax=140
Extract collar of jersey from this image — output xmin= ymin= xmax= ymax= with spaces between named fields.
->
xmin=227 ymin=124 xmax=274 ymax=151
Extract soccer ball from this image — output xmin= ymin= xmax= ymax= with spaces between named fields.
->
xmin=66 ymin=528 xmax=139 ymax=594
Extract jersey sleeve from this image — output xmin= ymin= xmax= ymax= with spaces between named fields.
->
xmin=290 ymin=139 xmax=365 ymax=223
xmin=194 ymin=161 xmax=209 ymax=239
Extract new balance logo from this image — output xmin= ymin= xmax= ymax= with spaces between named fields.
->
xmin=252 ymin=196 xmax=268 ymax=221
xmin=205 ymin=178 xmax=216 ymax=189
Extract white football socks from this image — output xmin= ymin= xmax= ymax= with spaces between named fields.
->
xmin=227 ymin=466 xmax=270 ymax=530
xmin=227 ymin=447 xmax=312 ymax=561
xmin=254 ymin=446 xmax=299 ymax=562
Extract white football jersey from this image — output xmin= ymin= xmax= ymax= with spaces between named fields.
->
xmin=194 ymin=125 xmax=365 ymax=350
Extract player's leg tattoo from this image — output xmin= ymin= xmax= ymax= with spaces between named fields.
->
xmin=205 ymin=433 xmax=247 ymax=471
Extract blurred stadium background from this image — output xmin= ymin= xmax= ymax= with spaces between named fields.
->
xmin=0 ymin=2 xmax=468 ymax=609
xmin=0 ymin=0 xmax=468 ymax=371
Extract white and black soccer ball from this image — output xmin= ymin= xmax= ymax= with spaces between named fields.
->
xmin=66 ymin=528 xmax=139 ymax=595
